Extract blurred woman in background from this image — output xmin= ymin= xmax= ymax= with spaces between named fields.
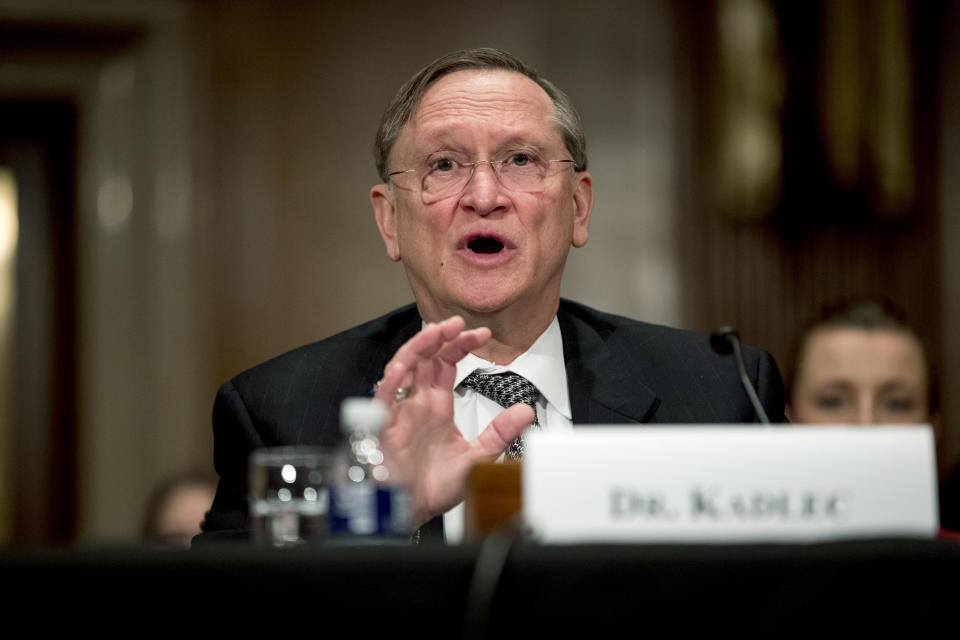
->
xmin=787 ymin=297 xmax=957 ymax=532
xmin=787 ymin=297 xmax=935 ymax=426
xmin=142 ymin=471 xmax=217 ymax=549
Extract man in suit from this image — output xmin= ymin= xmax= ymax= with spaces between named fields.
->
xmin=203 ymin=48 xmax=785 ymax=541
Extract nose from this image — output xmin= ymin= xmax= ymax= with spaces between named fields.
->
xmin=459 ymin=161 xmax=508 ymax=216
xmin=856 ymin=396 xmax=875 ymax=425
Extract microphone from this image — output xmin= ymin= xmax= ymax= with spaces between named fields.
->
xmin=710 ymin=326 xmax=771 ymax=425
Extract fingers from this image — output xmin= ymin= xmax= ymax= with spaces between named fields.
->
xmin=436 ymin=327 xmax=492 ymax=363
xmin=391 ymin=317 xmax=467 ymax=371
xmin=379 ymin=317 xmax=491 ymax=400
xmin=416 ymin=326 xmax=492 ymax=389
xmin=471 ymin=403 xmax=535 ymax=461
xmin=375 ymin=359 xmax=409 ymax=404
xmin=376 ymin=320 xmax=453 ymax=402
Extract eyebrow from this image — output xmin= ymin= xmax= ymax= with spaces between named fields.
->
xmin=877 ymin=380 xmax=923 ymax=393
xmin=813 ymin=379 xmax=855 ymax=390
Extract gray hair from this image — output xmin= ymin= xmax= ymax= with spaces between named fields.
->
xmin=373 ymin=48 xmax=587 ymax=182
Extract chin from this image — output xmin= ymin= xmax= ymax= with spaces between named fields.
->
xmin=458 ymin=300 xmax=513 ymax=316
xmin=450 ymin=291 xmax=518 ymax=316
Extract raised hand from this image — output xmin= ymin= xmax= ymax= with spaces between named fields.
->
xmin=374 ymin=316 xmax=534 ymax=529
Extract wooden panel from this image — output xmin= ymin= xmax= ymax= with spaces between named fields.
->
xmin=678 ymin=0 xmax=950 ymax=466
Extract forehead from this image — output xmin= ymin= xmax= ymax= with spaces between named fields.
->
xmin=403 ymin=70 xmax=558 ymax=148
xmin=799 ymin=328 xmax=927 ymax=383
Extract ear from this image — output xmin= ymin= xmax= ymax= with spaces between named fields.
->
xmin=571 ymin=171 xmax=593 ymax=248
xmin=784 ymin=404 xmax=794 ymax=423
xmin=371 ymin=183 xmax=401 ymax=262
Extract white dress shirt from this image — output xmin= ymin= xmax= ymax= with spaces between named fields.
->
xmin=443 ymin=317 xmax=573 ymax=543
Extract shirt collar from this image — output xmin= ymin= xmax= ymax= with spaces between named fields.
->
xmin=453 ymin=316 xmax=571 ymax=420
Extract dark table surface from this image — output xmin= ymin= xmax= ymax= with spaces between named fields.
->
xmin=3 ymin=537 xmax=958 ymax=636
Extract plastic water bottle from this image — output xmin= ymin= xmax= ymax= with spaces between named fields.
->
xmin=329 ymin=397 xmax=411 ymax=539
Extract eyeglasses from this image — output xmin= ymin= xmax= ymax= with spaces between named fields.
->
xmin=388 ymin=150 xmax=576 ymax=202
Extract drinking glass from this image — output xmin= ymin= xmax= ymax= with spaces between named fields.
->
xmin=249 ymin=446 xmax=332 ymax=546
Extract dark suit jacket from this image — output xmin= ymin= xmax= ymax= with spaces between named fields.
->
xmin=202 ymin=299 xmax=785 ymax=537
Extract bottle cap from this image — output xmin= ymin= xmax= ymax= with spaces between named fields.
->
xmin=340 ymin=397 xmax=388 ymax=433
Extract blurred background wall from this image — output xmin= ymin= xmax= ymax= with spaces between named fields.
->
xmin=0 ymin=0 xmax=957 ymax=543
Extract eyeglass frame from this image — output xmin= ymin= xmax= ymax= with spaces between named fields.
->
xmin=387 ymin=152 xmax=577 ymax=200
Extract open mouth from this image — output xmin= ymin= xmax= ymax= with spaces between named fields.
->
xmin=468 ymin=237 xmax=505 ymax=254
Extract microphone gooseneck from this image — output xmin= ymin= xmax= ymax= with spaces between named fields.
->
xmin=710 ymin=326 xmax=771 ymax=425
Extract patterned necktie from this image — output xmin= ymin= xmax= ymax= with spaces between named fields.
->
xmin=459 ymin=371 xmax=540 ymax=461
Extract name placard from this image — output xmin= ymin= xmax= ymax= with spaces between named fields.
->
xmin=523 ymin=426 xmax=938 ymax=542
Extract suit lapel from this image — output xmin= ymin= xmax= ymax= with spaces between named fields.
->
xmin=559 ymin=306 xmax=660 ymax=424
